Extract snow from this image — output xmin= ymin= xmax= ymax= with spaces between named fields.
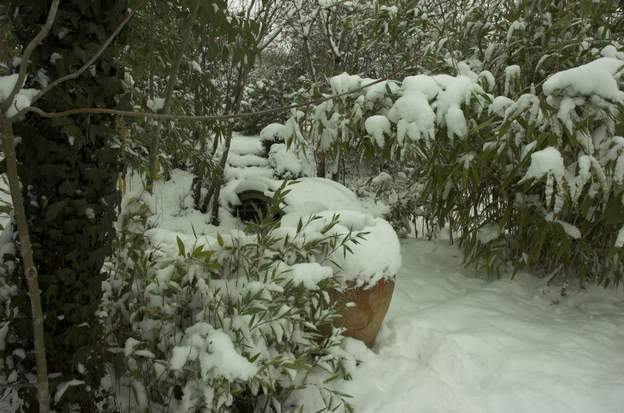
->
xmin=296 ymin=239 xmax=624 ymax=413
xmin=268 ymin=143 xmax=303 ymax=178
xmin=432 ymin=74 xmax=482 ymax=139
xmin=490 ymin=96 xmax=514 ymax=117
xmin=228 ymin=153 xmax=269 ymax=168
xmin=478 ymin=70 xmax=495 ymax=92
xmin=171 ymin=323 xmax=258 ymax=381
xmin=361 ymin=79 xmax=399 ymax=101
xmin=0 ymin=74 xmax=19 ymax=101
xmin=50 ymin=52 xmax=63 ymax=64
xmin=124 ymin=337 xmax=141 ymax=357
xmin=371 ymin=172 xmax=392 ymax=185
xmin=401 ymin=75 xmax=439 ymax=100
xmin=280 ymin=209 xmax=402 ymax=287
xmin=504 ymin=64 xmax=520 ymax=95
xmin=290 ymin=262 xmax=334 ymax=289
xmin=521 ymin=147 xmax=565 ymax=181
xmin=364 ymin=115 xmax=391 ymax=147
xmin=380 ymin=5 xmax=398 ymax=17
xmin=543 ymin=57 xmax=624 ymax=101
xmin=229 ymin=133 xmax=265 ymax=156
xmin=545 ymin=213 xmax=582 ymax=239
xmin=0 ymin=74 xmax=38 ymax=117
xmin=477 ymin=223 xmax=500 ymax=244
xmin=556 ymin=220 xmax=581 ymax=239
xmin=190 ymin=60 xmax=203 ymax=73
xmin=330 ymin=72 xmax=362 ymax=95
xmin=506 ymin=19 xmax=526 ymax=42
xmin=615 ymin=226 xmax=624 ymax=248
xmin=0 ymin=323 xmax=8 ymax=351
xmin=260 ymin=122 xmax=291 ymax=142
xmin=54 ymin=379 xmax=85 ymax=404
xmin=146 ymin=97 xmax=165 ymax=112
xmin=280 ymin=177 xmax=368 ymax=216
xmin=387 ymin=91 xmax=435 ymax=143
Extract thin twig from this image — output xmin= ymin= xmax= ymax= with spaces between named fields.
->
xmin=25 ymin=63 xmax=413 ymax=122
xmin=12 ymin=3 xmax=144 ymax=118
xmin=1 ymin=0 xmax=60 ymax=114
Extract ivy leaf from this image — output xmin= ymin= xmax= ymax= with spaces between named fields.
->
xmin=45 ymin=200 xmax=68 ymax=222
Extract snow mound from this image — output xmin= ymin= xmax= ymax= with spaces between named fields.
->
xmin=260 ymin=123 xmax=291 ymax=142
xmin=280 ymin=209 xmax=402 ymax=287
xmin=281 ymin=177 xmax=366 ymax=216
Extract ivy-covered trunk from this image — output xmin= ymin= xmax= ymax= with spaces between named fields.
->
xmin=8 ymin=0 xmax=127 ymax=409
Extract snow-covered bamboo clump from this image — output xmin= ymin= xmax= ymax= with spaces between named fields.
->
xmin=268 ymin=46 xmax=624 ymax=284
xmin=100 ymin=188 xmax=360 ymax=412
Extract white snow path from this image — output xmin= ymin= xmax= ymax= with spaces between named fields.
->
xmin=339 ymin=239 xmax=624 ymax=413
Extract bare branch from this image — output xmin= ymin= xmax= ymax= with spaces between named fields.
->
xmin=25 ymin=63 xmax=415 ymax=122
xmin=1 ymin=0 xmax=60 ymax=114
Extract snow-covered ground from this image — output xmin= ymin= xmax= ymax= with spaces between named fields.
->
xmin=336 ymin=239 xmax=624 ymax=413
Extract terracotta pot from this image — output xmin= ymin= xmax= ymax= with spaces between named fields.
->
xmin=328 ymin=278 xmax=395 ymax=347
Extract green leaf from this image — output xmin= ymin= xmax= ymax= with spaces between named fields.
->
xmin=176 ymin=236 xmax=186 ymax=257
xmin=45 ymin=200 xmax=68 ymax=222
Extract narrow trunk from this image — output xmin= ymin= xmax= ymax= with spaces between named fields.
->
xmin=0 ymin=114 xmax=49 ymax=413
xmin=210 ymin=124 xmax=234 ymax=224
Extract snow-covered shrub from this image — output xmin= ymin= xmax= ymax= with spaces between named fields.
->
xmin=101 ymin=186 xmax=358 ymax=412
